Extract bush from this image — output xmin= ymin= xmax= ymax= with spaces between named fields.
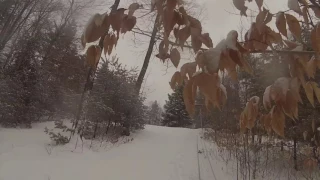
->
xmin=44 ymin=121 xmax=73 ymax=145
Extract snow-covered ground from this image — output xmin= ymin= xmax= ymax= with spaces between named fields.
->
xmin=0 ymin=122 xmax=235 ymax=180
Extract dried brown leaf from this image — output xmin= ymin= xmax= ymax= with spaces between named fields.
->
xmin=256 ymin=8 xmax=268 ymax=25
xmin=283 ymin=40 xmax=300 ymax=50
xmin=86 ymin=45 xmax=101 ymax=68
xmin=247 ymin=96 xmax=260 ymax=129
xmin=169 ymin=71 xmax=183 ymax=90
xmin=178 ymin=6 xmax=190 ymax=26
xmin=233 ymin=0 xmax=247 ymax=16
xmin=180 ymin=62 xmax=197 ymax=79
xmin=255 ymin=0 xmax=263 ymax=11
xmin=193 ymin=73 xmax=221 ymax=107
xmin=121 ymin=15 xmax=137 ymax=34
xmin=191 ymin=35 xmax=202 ymax=53
xmin=302 ymin=7 xmax=310 ymax=28
xmin=188 ymin=16 xmax=202 ymax=35
xmin=170 ymin=48 xmax=181 ymax=68
xmin=299 ymin=0 xmax=309 ymax=7
xmin=183 ymin=78 xmax=196 ymax=116
xmin=282 ymin=90 xmax=298 ymax=120
xmin=159 ymin=40 xmax=169 ymax=55
xmin=263 ymin=113 xmax=272 ymax=133
xmin=174 ymin=10 xmax=185 ymax=25
xmin=303 ymin=82 xmax=315 ymax=107
xmin=310 ymin=81 xmax=320 ymax=104
xmin=271 ymin=105 xmax=286 ymax=137
xmin=311 ymin=23 xmax=320 ymax=52
xmin=226 ymin=30 xmax=238 ymax=50
xmin=200 ymin=33 xmax=213 ymax=48
xmin=83 ymin=13 xmax=109 ymax=44
xmin=128 ymin=3 xmax=140 ymax=17
xmin=306 ymin=56 xmax=317 ymax=78
xmin=173 ymin=26 xmax=179 ymax=39
xmin=202 ymin=48 xmax=221 ymax=74
xmin=290 ymin=77 xmax=302 ymax=103
xmin=264 ymin=11 xmax=273 ymax=24
xmin=263 ymin=85 xmax=272 ymax=110
xmin=276 ymin=12 xmax=287 ymax=37
xmin=178 ymin=26 xmax=191 ymax=47
xmin=285 ymin=14 xmax=302 ymax=40
xmin=110 ymin=8 xmax=126 ymax=37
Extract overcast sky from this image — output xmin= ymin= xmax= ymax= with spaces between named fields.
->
xmin=85 ymin=0 xmax=289 ymax=106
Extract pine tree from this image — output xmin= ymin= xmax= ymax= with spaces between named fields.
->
xmin=162 ymin=85 xmax=192 ymax=127
xmin=147 ymin=101 xmax=162 ymax=125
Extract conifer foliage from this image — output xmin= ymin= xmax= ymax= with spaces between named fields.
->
xmin=146 ymin=101 xmax=163 ymax=126
xmin=162 ymin=85 xmax=192 ymax=127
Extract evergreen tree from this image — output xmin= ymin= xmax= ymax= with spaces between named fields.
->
xmin=147 ymin=101 xmax=162 ymax=125
xmin=162 ymin=85 xmax=192 ymax=127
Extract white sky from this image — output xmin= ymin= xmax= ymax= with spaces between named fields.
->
xmin=85 ymin=0 xmax=289 ymax=106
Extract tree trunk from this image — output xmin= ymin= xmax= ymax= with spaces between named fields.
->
xmin=135 ymin=14 xmax=159 ymax=93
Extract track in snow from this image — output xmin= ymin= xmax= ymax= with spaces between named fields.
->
xmin=0 ymin=123 xmax=232 ymax=180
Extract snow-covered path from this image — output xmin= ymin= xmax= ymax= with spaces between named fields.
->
xmin=0 ymin=123 xmax=232 ymax=180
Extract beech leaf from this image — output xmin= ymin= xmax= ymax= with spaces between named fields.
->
xmin=285 ymin=14 xmax=301 ymax=40
xmin=255 ymin=0 xmax=263 ymax=11
xmin=225 ymin=30 xmax=238 ymax=50
xmin=233 ymin=0 xmax=247 ymax=16
xmin=169 ymin=71 xmax=183 ymax=90
xmin=121 ymin=15 xmax=137 ymax=34
xmin=86 ymin=45 xmax=101 ymax=68
xmin=191 ymin=34 xmax=202 ymax=53
xmin=263 ymin=113 xmax=272 ymax=133
xmin=290 ymin=77 xmax=302 ymax=103
xmin=180 ymin=62 xmax=197 ymax=79
xmin=302 ymin=7 xmax=309 ymax=28
xmin=310 ymin=82 xmax=320 ymax=104
xmin=170 ymin=48 xmax=181 ymax=68
xmin=183 ymin=78 xmax=196 ymax=116
xmin=263 ymin=85 xmax=272 ymax=110
xmin=311 ymin=23 xmax=320 ymax=52
xmin=202 ymin=48 xmax=222 ymax=74
xmin=178 ymin=26 xmax=191 ymax=47
xmin=128 ymin=3 xmax=140 ymax=17
xmin=271 ymin=105 xmax=286 ymax=137
xmin=306 ymin=56 xmax=317 ymax=78
xmin=83 ymin=13 xmax=109 ymax=44
xmin=276 ymin=12 xmax=287 ymax=37
xmin=200 ymin=33 xmax=213 ymax=48
xmin=304 ymin=82 xmax=315 ymax=107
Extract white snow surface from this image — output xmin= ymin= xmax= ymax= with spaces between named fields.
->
xmin=0 ymin=122 xmax=234 ymax=180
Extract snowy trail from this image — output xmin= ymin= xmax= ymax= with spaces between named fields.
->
xmin=0 ymin=123 xmax=221 ymax=180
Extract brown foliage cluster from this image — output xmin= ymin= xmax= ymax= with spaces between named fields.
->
xmin=82 ymin=3 xmax=141 ymax=68
xmin=81 ymin=0 xmax=320 ymax=144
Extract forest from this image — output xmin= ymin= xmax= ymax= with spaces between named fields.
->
xmin=1 ymin=0 xmax=320 ymax=179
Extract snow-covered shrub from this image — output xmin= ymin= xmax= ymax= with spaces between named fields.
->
xmin=44 ymin=121 xmax=73 ymax=145
xmin=84 ymin=58 xmax=147 ymax=139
